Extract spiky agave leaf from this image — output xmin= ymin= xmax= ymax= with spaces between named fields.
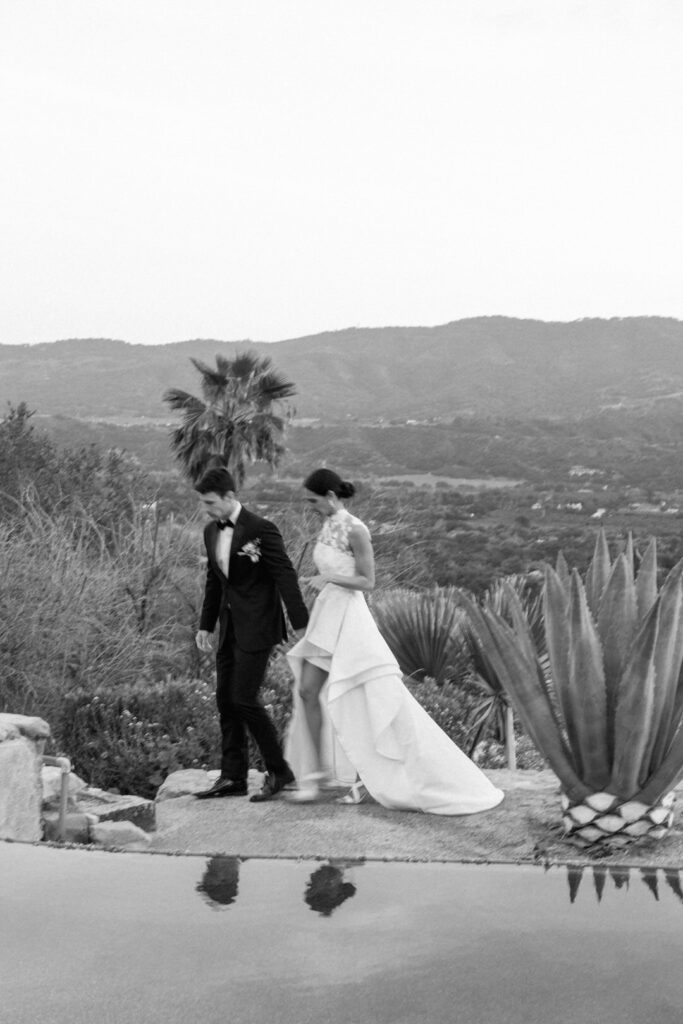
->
xmin=641 ymin=561 xmax=683 ymax=777
xmin=555 ymin=550 xmax=570 ymax=586
xmin=596 ymin=554 xmax=638 ymax=759
xmin=461 ymin=575 xmax=545 ymax=701
xmin=500 ymin=580 xmax=562 ymax=736
xmin=637 ymin=718 xmax=683 ymax=805
xmin=543 ymin=564 xmax=572 ymax=722
xmin=488 ymin=574 xmax=546 ymax=656
xmin=456 ymin=590 xmax=588 ymax=800
xmin=635 ymin=537 xmax=658 ymax=621
xmin=564 ymin=570 xmax=610 ymax=791
xmin=625 ymin=533 xmax=635 ymax=579
xmin=584 ymin=529 xmax=611 ymax=619
xmin=609 ymin=601 xmax=659 ymax=798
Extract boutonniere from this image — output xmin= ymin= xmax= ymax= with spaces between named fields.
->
xmin=237 ymin=539 xmax=262 ymax=563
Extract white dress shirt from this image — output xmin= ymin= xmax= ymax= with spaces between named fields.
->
xmin=215 ymin=502 xmax=241 ymax=578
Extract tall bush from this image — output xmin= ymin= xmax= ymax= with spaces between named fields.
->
xmin=0 ymin=499 xmax=202 ymax=723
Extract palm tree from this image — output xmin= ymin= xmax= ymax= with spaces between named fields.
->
xmin=163 ymin=351 xmax=297 ymax=484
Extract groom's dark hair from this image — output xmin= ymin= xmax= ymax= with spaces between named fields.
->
xmin=195 ymin=467 xmax=237 ymax=496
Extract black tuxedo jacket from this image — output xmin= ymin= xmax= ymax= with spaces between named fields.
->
xmin=199 ymin=506 xmax=309 ymax=653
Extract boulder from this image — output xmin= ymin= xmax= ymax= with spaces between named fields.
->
xmin=0 ymin=713 xmax=50 ymax=743
xmin=41 ymin=765 xmax=87 ymax=809
xmin=0 ymin=713 xmax=49 ymax=842
xmin=90 ymin=820 xmax=152 ymax=848
xmin=155 ymin=769 xmax=213 ymax=801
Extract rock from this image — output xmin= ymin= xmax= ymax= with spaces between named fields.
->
xmin=41 ymin=766 xmax=87 ymax=809
xmin=0 ymin=717 xmax=47 ymax=842
xmin=90 ymin=820 xmax=152 ymax=848
xmin=155 ymin=769 xmax=213 ymax=801
xmin=42 ymin=811 xmax=92 ymax=844
xmin=0 ymin=713 xmax=50 ymax=743
xmin=76 ymin=790 xmax=156 ymax=831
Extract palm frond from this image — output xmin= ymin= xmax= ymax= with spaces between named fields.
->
xmin=370 ymin=586 xmax=467 ymax=685
xmin=162 ymin=389 xmax=206 ymax=417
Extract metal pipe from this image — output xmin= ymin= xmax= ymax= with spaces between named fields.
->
xmin=42 ymin=755 xmax=72 ymax=842
xmin=505 ymin=704 xmax=517 ymax=770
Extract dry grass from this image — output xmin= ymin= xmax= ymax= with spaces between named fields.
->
xmin=0 ymin=499 xmax=202 ymax=724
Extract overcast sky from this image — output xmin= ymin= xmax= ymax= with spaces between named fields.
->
xmin=1 ymin=0 xmax=682 ymax=345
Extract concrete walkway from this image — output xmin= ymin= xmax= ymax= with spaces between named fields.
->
xmin=149 ymin=769 xmax=683 ymax=865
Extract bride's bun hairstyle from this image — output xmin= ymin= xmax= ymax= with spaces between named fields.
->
xmin=304 ymin=468 xmax=356 ymax=500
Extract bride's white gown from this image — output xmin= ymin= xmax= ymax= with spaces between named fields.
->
xmin=285 ymin=509 xmax=504 ymax=815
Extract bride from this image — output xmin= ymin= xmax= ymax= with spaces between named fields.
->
xmin=285 ymin=468 xmax=504 ymax=815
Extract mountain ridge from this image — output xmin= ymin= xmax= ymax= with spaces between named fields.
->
xmin=2 ymin=316 xmax=683 ymax=421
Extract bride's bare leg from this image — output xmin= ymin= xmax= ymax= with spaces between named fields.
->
xmin=288 ymin=660 xmax=329 ymax=802
xmin=299 ymin=660 xmax=328 ymax=766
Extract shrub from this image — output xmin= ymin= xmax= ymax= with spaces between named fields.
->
xmin=370 ymin=586 xmax=469 ymax=685
xmin=56 ymin=678 xmax=219 ymax=797
xmin=53 ymin=654 xmax=298 ymax=799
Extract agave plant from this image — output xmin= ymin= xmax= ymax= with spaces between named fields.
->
xmin=370 ymin=586 xmax=467 ymax=686
xmin=460 ymin=573 xmax=545 ymax=764
xmin=457 ymin=532 xmax=683 ymax=849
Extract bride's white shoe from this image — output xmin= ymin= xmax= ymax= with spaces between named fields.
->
xmin=286 ymin=772 xmax=327 ymax=803
xmin=336 ymin=781 xmax=369 ymax=805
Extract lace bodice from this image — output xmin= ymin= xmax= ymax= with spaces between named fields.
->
xmin=313 ymin=509 xmax=369 ymax=578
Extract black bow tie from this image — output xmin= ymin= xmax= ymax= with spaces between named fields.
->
xmin=216 ymin=519 xmax=235 ymax=531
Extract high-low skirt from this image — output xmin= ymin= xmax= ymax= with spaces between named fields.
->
xmin=285 ymin=584 xmax=504 ymax=815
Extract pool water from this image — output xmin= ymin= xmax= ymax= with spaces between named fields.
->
xmin=1 ymin=842 xmax=682 ymax=1024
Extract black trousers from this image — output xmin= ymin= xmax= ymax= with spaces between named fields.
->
xmin=215 ymin=622 xmax=289 ymax=780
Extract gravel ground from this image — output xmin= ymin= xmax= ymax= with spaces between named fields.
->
xmin=149 ymin=769 xmax=683 ymax=866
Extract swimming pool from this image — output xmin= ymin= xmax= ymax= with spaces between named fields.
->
xmin=1 ymin=842 xmax=682 ymax=1024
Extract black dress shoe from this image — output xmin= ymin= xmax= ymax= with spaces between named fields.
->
xmin=195 ymin=777 xmax=248 ymax=800
xmin=249 ymin=768 xmax=296 ymax=803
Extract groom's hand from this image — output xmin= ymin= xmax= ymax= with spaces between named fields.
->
xmin=195 ymin=629 xmax=214 ymax=653
xmin=273 ymin=628 xmax=305 ymax=655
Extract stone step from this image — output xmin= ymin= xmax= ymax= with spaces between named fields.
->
xmin=41 ymin=776 xmax=156 ymax=845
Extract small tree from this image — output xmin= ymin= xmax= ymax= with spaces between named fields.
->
xmin=163 ymin=351 xmax=297 ymax=484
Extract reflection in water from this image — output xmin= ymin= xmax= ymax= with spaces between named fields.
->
xmin=304 ymin=861 xmax=360 ymax=917
xmin=196 ymin=856 xmax=241 ymax=910
xmin=566 ymin=865 xmax=683 ymax=905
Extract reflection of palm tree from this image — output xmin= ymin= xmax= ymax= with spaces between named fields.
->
xmin=163 ymin=352 xmax=297 ymax=484
xmin=304 ymin=864 xmax=356 ymax=917
xmin=196 ymin=856 xmax=240 ymax=910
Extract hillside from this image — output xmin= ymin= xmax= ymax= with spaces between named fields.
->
xmin=2 ymin=316 xmax=683 ymax=421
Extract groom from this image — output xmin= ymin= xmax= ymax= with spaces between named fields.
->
xmin=193 ymin=467 xmax=309 ymax=802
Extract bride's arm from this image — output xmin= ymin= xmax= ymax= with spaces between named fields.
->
xmin=312 ymin=524 xmax=375 ymax=592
